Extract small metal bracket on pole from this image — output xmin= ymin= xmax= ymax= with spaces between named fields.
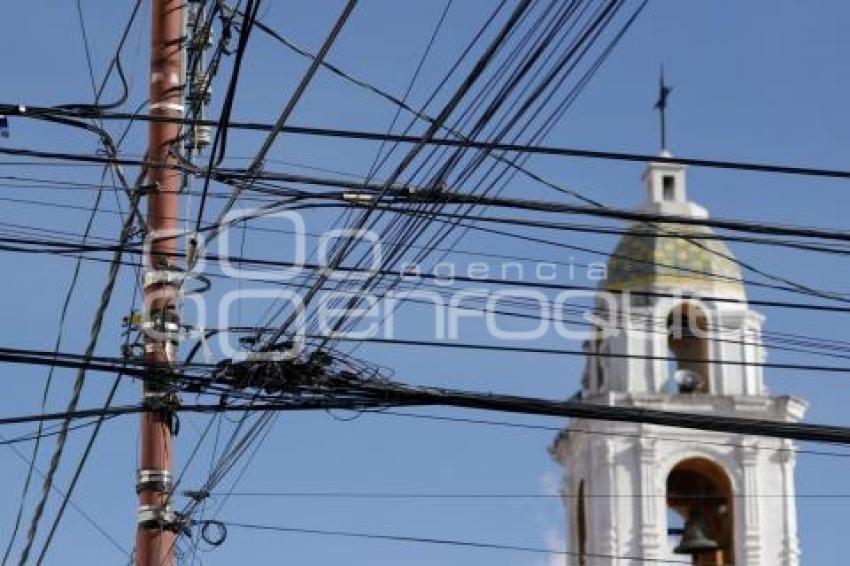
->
xmin=143 ymin=269 xmax=184 ymax=290
xmin=136 ymin=469 xmax=173 ymax=494
xmin=142 ymin=388 xmax=181 ymax=437
xmin=137 ymin=505 xmax=190 ymax=535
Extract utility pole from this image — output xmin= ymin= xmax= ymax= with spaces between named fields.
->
xmin=136 ymin=0 xmax=183 ymax=564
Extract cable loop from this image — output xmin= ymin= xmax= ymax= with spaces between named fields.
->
xmin=199 ymin=520 xmax=227 ymax=547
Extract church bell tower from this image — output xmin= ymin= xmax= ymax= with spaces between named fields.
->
xmin=551 ymin=157 xmax=807 ymax=565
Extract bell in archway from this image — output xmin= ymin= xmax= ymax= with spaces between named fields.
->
xmin=674 ymin=508 xmax=720 ymax=555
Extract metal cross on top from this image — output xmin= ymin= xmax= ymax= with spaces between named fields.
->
xmin=654 ymin=65 xmax=673 ymax=151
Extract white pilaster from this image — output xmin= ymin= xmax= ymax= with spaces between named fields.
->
xmin=639 ymin=436 xmax=662 ymax=559
xmin=602 ymin=438 xmax=619 ymax=563
xmin=779 ymin=440 xmax=801 ymax=566
xmin=739 ymin=440 xmax=763 ymax=565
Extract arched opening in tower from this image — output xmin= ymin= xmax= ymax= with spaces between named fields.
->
xmin=666 ymin=458 xmax=734 ymax=565
xmin=666 ymin=303 xmax=709 ymax=393
xmin=576 ymin=480 xmax=587 ymax=566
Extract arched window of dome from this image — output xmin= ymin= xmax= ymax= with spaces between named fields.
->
xmin=667 ymin=303 xmax=710 ymax=394
xmin=666 ymin=458 xmax=734 ymax=565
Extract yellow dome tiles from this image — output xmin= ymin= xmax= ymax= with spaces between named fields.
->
xmin=604 ymin=222 xmax=744 ymax=294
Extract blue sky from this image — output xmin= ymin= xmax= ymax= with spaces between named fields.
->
xmin=0 ymin=0 xmax=848 ymax=564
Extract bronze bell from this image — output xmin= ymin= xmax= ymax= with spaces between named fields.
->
xmin=674 ymin=508 xmax=720 ymax=555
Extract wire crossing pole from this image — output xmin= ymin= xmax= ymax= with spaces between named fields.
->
xmin=137 ymin=0 xmax=183 ymax=564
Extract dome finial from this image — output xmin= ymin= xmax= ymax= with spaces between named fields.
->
xmin=654 ymin=64 xmax=673 ymax=153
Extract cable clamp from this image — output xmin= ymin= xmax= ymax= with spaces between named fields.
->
xmin=143 ymin=341 xmax=177 ymax=359
xmin=242 ymin=350 xmax=297 ymax=363
xmin=141 ymin=320 xmax=183 ymax=342
xmin=143 ymin=390 xmax=181 ymax=412
xmin=143 ymin=269 xmax=184 ymax=289
xmin=406 ymin=181 xmax=447 ymax=199
xmin=132 ymin=310 xmax=187 ymax=343
xmin=341 ymin=192 xmax=375 ymax=203
xmin=137 ymin=505 xmax=190 ymax=534
xmin=136 ymin=468 xmax=173 ymax=494
xmin=137 ymin=504 xmax=175 ymax=530
xmin=149 ymin=102 xmax=185 ymax=113
xmin=142 ymin=390 xmax=181 ymax=436
xmin=183 ymin=489 xmax=210 ymax=502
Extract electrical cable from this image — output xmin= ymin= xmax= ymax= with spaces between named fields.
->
xmin=12 ymin=107 xmax=850 ymax=181
xmin=0 ymin=432 xmax=129 ymax=560
xmin=17 ymin=175 xmax=145 ymax=565
xmin=3 ymin=232 xmax=850 ymax=316
xmin=348 ymin=408 xmax=850 ymax=460
xmin=306 ymin=335 xmax=850 ymax=374
xmin=4 ymin=2 xmax=145 ymax=560
xmin=209 ymin=519 xmax=690 ymax=563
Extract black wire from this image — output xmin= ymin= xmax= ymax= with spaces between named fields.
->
xmin=314 ymin=0 xmax=609 ymax=343
xmin=364 ymin=409 xmax=850 ymax=459
xmin=9 ymin=175 xmax=843 ymax=301
xmin=165 ymin=8 xmax=365 ymax=557
xmin=0 ymin=417 xmax=120 ymax=448
xmin=206 ymin=490 xmax=849 ymax=500
xmin=213 ymin=520 xmax=688 ymax=564
xmin=16 ymin=183 xmax=142 ymax=564
xmin=17 ymin=106 xmax=850 ymax=181
xmin=0 ymin=381 xmax=846 ymax=445
xmin=4 ymin=4 xmax=840 ymax=564
xmin=0 ymin=430 xmax=130 ymax=560
xmin=58 ymin=0 xmax=143 ymax=112
xmin=74 ymin=0 xmax=99 ymax=104
xmin=20 ymin=84 xmax=842 ymax=311
xmin=0 ymin=398 xmax=846 ymax=458
xmin=194 ymin=0 xmax=262 ymax=232
xmin=6 ymin=149 xmax=843 ymax=249
xmin=7 ymin=229 xmax=848 ymax=364
xmin=322 ymin=2 xmax=660 ymax=348
xmin=309 ymin=335 xmax=850 ymax=374
xmin=234 ymin=0 xmax=634 ymax=209
xmin=308 ymin=0 xmax=455 ymax=322
xmin=197 ymin=0 xmax=360 ymax=243
xmin=4 ymin=3 xmax=144 ymax=560
xmin=0 ymin=184 xmax=113 ymax=566
xmin=352 ymin=192 xmax=850 ymax=245
xmin=175 ymin=7 xmax=527 ymax=544
xmin=263 ymin=0 xmax=641 ymax=341
xmin=3 ymin=232 xmax=850 ymax=316
xmin=3 ymin=137 xmax=850 ymax=244
xmin=34 ymin=267 xmax=143 ymax=564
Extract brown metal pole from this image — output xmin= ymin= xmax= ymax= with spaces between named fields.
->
xmin=137 ymin=0 xmax=183 ymax=564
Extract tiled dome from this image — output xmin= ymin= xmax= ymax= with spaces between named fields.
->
xmin=604 ymin=221 xmax=744 ymax=295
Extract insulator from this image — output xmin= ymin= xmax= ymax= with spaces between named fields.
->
xmin=188 ymin=75 xmax=212 ymax=103
xmin=192 ymin=124 xmax=212 ymax=149
xmin=185 ymin=2 xmax=213 ymax=51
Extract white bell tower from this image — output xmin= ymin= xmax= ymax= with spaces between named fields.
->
xmin=551 ymin=158 xmax=807 ymax=565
